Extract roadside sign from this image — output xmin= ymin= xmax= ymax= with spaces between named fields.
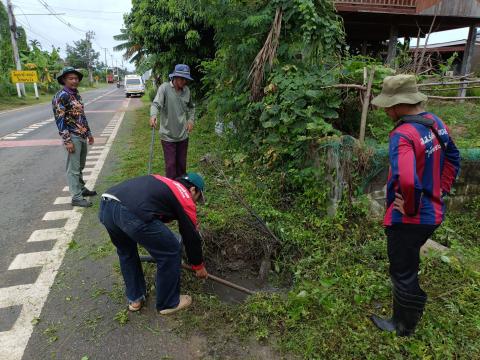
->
xmin=11 ymin=70 xmax=39 ymax=83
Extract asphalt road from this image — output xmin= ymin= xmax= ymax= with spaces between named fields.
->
xmin=0 ymin=86 xmax=135 ymax=358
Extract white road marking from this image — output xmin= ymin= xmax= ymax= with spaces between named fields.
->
xmin=0 ymin=88 xmax=118 ymax=140
xmin=85 ymin=161 xmax=97 ymax=166
xmin=62 ymin=186 xmax=69 ymax=192
xmin=42 ymin=210 xmax=75 ymax=221
xmin=86 ymin=155 xmax=101 ymax=160
xmin=8 ymin=251 xmax=53 ymax=270
xmin=3 ymin=136 xmax=18 ymax=140
xmin=0 ymin=97 xmax=130 ymax=360
xmin=27 ymin=228 xmax=66 ymax=242
xmin=0 ymin=284 xmax=31 ymax=307
xmin=53 ymin=197 xmax=72 ymax=205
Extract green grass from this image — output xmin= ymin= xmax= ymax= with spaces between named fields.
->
xmin=107 ymin=99 xmax=480 ymax=359
xmin=0 ymin=93 xmax=52 ymax=111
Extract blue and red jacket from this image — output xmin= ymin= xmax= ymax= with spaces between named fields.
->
xmin=384 ymin=112 xmax=460 ymax=226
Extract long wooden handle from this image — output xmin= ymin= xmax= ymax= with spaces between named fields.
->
xmin=138 ymin=255 xmax=255 ymax=295
xmin=180 ymin=263 xmax=255 ymax=296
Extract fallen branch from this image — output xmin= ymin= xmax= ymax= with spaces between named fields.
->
xmin=419 ymin=80 xmax=480 ymax=87
xmin=422 ymin=85 xmax=480 ymax=92
xmin=320 ymin=84 xmax=367 ymax=91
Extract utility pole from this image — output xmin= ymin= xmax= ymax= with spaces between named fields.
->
xmin=110 ymin=54 xmax=115 ymax=78
xmin=85 ymin=31 xmax=95 ymax=86
xmin=7 ymin=0 xmax=25 ymax=97
xmin=102 ymin=48 xmax=108 ymax=82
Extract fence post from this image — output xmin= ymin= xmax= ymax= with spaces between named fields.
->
xmin=359 ymin=67 xmax=375 ymax=145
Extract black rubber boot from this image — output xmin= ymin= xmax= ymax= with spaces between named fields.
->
xmin=392 ymin=287 xmax=426 ymax=337
xmin=370 ymin=314 xmax=396 ymax=332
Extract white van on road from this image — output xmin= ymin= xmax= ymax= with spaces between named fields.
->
xmin=124 ymin=75 xmax=145 ymax=97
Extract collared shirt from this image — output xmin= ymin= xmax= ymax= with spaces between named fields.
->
xmin=384 ymin=112 xmax=460 ymax=226
xmin=150 ymin=81 xmax=195 ymax=142
xmin=52 ymin=86 xmax=91 ymax=144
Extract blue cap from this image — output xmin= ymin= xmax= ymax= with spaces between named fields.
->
xmin=169 ymin=64 xmax=193 ymax=81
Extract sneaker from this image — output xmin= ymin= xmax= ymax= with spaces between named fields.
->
xmin=72 ymin=198 xmax=93 ymax=207
xmin=159 ymin=295 xmax=192 ymax=315
xmin=82 ymin=188 xmax=97 ymax=197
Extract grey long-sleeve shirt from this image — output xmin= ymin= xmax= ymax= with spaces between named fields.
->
xmin=150 ymin=81 xmax=195 ymax=142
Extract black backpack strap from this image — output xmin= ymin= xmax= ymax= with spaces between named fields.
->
xmin=398 ymin=115 xmax=447 ymax=152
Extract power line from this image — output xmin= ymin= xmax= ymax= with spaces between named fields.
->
xmin=16 ymin=18 xmax=58 ymax=48
xmin=37 ymin=0 xmax=87 ymax=34
xmin=13 ymin=1 xmax=125 ymax=14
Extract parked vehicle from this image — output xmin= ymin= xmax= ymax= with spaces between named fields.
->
xmin=124 ymin=75 xmax=145 ymax=97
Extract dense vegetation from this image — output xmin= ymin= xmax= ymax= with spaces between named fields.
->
xmin=117 ymin=0 xmax=480 ymax=358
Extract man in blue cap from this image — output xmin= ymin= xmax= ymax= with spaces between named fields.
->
xmin=52 ymin=67 xmax=96 ymax=207
xmin=150 ymin=64 xmax=195 ymax=179
xmin=99 ymin=172 xmax=208 ymax=314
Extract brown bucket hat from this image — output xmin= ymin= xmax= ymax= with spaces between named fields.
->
xmin=372 ymin=74 xmax=427 ymax=108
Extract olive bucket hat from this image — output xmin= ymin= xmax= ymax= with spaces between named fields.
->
xmin=371 ymin=74 xmax=427 ymax=108
xmin=57 ymin=66 xmax=83 ymax=85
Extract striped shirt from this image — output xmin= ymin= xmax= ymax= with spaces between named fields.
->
xmin=384 ymin=112 xmax=460 ymax=226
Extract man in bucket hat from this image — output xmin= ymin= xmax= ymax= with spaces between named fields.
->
xmin=369 ymin=74 xmax=460 ymax=336
xmin=150 ymin=64 xmax=195 ymax=179
xmin=98 ymin=172 xmax=208 ymax=314
xmin=52 ymin=67 xmax=96 ymax=207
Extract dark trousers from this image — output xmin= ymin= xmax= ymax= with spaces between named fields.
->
xmin=161 ymin=138 xmax=188 ymax=179
xmin=386 ymin=224 xmax=438 ymax=295
xmin=98 ymin=198 xmax=181 ymax=310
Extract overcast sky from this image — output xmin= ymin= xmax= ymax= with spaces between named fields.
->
xmin=2 ymin=0 xmax=471 ymax=71
xmin=3 ymin=0 xmax=134 ymax=70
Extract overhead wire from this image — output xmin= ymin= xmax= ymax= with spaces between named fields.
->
xmin=16 ymin=18 xmax=58 ymax=48
xmin=37 ymin=0 xmax=87 ymax=34
xmin=13 ymin=0 xmax=125 ymax=67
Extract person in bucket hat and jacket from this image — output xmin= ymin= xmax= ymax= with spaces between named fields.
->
xmin=150 ymin=64 xmax=195 ymax=179
xmin=52 ymin=67 xmax=96 ymax=207
xmin=369 ymin=74 xmax=460 ymax=336
xmin=98 ymin=172 xmax=208 ymax=314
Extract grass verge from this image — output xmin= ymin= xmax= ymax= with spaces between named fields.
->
xmin=104 ymin=98 xmax=480 ymax=359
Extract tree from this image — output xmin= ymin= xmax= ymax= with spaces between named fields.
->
xmin=21 ymin=45 xmax=63 ymax=93
xmin=121 ymin=0 xmax=216 ymax=82
xmin=113 ymin=28 xmax=144 ymax=66
xmin=29 ymin=39 xmax=41 ymax=49
xmin=65 ymin=38 xmax=100 ymax=70
xmin=0 ymin=1 xmax=15 ymax=96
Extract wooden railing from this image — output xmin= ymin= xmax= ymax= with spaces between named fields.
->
xmin=335 ymin=0 xmax=416 ymax=8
